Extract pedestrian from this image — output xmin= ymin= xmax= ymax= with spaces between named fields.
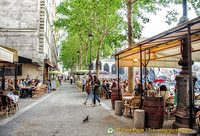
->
xmin=81 ymin=77 xmax=86 ymax=92
xmin=70 ymin=76 xmax=73 ymax=85
xmin=83 ymin=75 xmax=93 ymax=105
xmin=92 ymin=75 xmax=101 ymax=106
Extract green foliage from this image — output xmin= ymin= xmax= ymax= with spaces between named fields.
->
xmin=54 ymin=0 xmax=200 ymax=71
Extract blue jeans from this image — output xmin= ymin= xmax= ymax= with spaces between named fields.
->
xmin=85 ymin=92 xmax=90 ymax=102
xmin=90 ymin=89 xmax=94 ymax=102
xmin=48 ymin=85 xmax=51 ymax=92
xmin=93 ymin=94 xmax=101 ymax=104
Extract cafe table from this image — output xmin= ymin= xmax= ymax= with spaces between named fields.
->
xmin=122 ymin=96 xmax=134 ymax=117
xmin=21 ymin=87 xmax=32 ymax=98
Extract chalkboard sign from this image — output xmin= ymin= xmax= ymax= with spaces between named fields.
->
xmin=51 ymin=80 xmax=56 ymax=89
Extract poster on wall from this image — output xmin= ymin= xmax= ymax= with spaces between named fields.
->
xmin=51 ymin=80 xmax=56 ymax=89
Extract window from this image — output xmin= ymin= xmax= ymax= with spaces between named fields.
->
xmin=119 ymin=67 xmax=124 ymax=74
xmin=99 ymin=61 xmax=102 ymax=70
xmin=104 ymin=63 xmax=109 ymax=72
xmin=112 ymin=64 xmax=117 ymax=74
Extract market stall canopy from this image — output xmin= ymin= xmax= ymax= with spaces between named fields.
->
xmin=48 ymin=71 xmax=64 ymax=75
xmin=0 ymin=45 xmax=18 ymax=62
xmin=114 ymin=16 xmax=200 ymax=68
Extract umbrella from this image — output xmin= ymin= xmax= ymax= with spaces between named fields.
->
xmin=154 ymin=78 xmax=165 ymax=83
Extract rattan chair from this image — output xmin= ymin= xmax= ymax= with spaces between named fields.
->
xmin=123 ymin=96 xmax=141 ymax=119
xmin=0 ymin=95 xmax=16 ymax=117
xmin=165 ymin=96 xmax=175 ymax=120
xmin=0 ymin=90 xmax=5 ymax=95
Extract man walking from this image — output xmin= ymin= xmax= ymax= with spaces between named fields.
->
xmin=81 ymin=77 xmax=86 ymax=92
xmin=70 ymin=76 xmax=73 ymax=85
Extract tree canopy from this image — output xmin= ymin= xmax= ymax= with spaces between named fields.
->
xmin=54 ymin=0 xmax=200 ymax=73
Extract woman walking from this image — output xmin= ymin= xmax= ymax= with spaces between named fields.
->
xmin=83 ymin=75 xmax=94 ymax=105
xmin=92 ymin=75 xmax=101 ymax=106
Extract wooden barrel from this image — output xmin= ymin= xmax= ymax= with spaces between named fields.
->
xmin=111 ymin=88 xmax=122 ymax=109
xmin=143 ymin=97 xmax=164 ymax=129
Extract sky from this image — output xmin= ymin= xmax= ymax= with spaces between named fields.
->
xmin=55 ymin=1 xmax=198 ymax=39
xmin=141 ymin=4 xmax=198 ymax=38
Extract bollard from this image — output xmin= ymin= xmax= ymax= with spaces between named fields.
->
xmin=133 ymin=109 xmax=145 ymax=129
xmin=178 ymin=128 xmax=197 ymax=136
xmin=115 ymin=101 xmax=123 ymax=116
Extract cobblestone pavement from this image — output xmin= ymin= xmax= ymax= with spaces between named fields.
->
xmin=0 ymin=82 xmax=198 ymax=136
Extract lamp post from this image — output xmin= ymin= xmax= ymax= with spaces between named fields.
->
xmin=88 ymin=33 xmax=93 ymax=75
xmin=72 ymin=58 xmax=75 ymax=83
xmin=173 ymin=0 xmax=196 ymax=129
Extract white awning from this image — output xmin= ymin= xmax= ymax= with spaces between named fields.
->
xmin=0 ymin=46 xmax=13 ymax=63
xmin=114 ymin=16 xmax=200 ymax=68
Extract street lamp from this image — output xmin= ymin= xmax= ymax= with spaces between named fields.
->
xmin=72 ymin=58 xmax=75 ymax=83
xmin=89 ymin=33 xmax=93 ymax=75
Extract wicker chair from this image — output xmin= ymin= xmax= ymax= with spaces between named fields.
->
xmin=100 ymin=87 xmax=109 ymax=99
xmin=123 ymin=96 xmax=141 ymax=119
xmin=0 ymin=90 xmax=5 ymax=95
xmin=165 ymin=96 xmax=175 ymax=120
xmin=11 ymin=91 xmax=20 ymax=111
xmin=0 ymin=95 xmax=16 ymax=117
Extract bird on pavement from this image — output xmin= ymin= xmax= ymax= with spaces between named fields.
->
xmin=83 ymin=116 xmax=89 ymax=123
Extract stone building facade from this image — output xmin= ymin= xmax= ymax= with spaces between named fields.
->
xmin=0 ymin=0 xmax=58 ymax=81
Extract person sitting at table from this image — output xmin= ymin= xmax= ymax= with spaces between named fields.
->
xmin=22 ymin=79 xmax=27 ymax=87
xmin=17 ymin=80 xmax=23 ymax=91
xmin=102 ymin=80 xmax=110 ymax=98
xmin=147 ymin=81 xmax=154 ymax=90
xmin=134 ymin=81 xmax=144 ymax=96
xmin=160 ymin=85 xmax=170 ymax=103
xmin=5 ymin=79 xmax=9 ymax=91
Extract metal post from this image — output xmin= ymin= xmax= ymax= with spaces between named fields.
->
xmin=118 ymin=55 xmax=120 ymax=100
xmin=2 ymin=66 xmax=5 ymax=91
xmin=15 ymin=65 xmax=17 ymax=89
xmin=183 ymin=0 xmax=187 ymax=17
xmin=188 ymin=24 xmax=193 ymax=129
xmin=140 ymin=46 xmax=143 ymax=109
xmin=89 ymin=40 xmax=92 ymax=75
xmin=144 ymin=51 xmax=147 ymax=90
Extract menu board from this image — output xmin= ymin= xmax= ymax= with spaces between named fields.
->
xmin=51 ymin=80 xmax=56 ymax=89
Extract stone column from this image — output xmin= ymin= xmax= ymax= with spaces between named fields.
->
xmin=173 ymin=38 xmax=197 ymax=128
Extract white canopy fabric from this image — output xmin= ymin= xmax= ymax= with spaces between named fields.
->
xmin=0 ymin=46 xmax=13 ymax=63
xmin=114 ymin=16 xmax=200 ymax=68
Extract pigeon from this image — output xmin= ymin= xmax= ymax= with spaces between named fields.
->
xmin=83 ymin=116 xmax=89 ymax=123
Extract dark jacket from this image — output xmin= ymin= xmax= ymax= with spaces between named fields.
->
xmin=92 ymin=80 xmax=101 ymax=95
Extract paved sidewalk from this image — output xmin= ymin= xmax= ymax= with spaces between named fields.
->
xmin=0 ymin=82 xmax=188 ymax=136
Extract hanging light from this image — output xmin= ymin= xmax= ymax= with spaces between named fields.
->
xmin=133 ymin=58 xmax=139 ymax=62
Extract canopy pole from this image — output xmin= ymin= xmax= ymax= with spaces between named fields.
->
xmin=118 ymin=55 xmax=120 ymax=100
xmin=144 ymin=50 xmax=147 ymax=90
xmin=2 ymin=66 xmax=5 ymax=91
xmin=15 ymin=65 xmax=17 ymax=89
xmin=140 ymin=45 xmax=143 ymax=109
xmin=188 ymin=24 xmax=193 ymax=129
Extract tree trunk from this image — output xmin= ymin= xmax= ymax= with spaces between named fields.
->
xmin=80 ymin=47 xmax=82 ymax=70
xmin=127 ymin=0 xmax=134 ymax=93
xmin=96 ymin=40 xmax=103 ymax=78
xmin=85 ymin=43 xmax=88 ymax=70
